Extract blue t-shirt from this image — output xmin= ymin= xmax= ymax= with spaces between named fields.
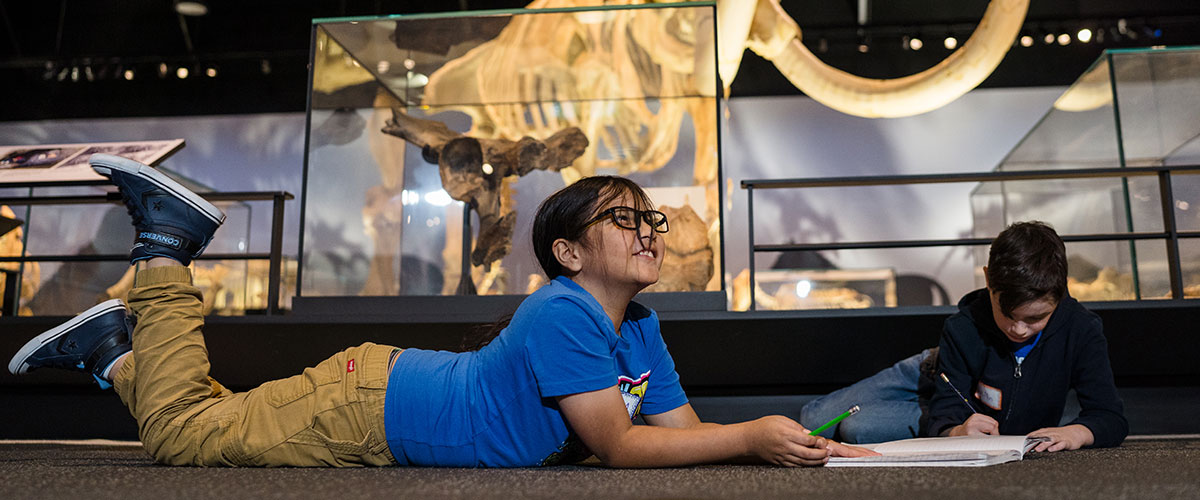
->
xmin=383 ymin=276 xmax=689 ymax=467
xmin=1011 ymin=330 xmax=1043 ymax=364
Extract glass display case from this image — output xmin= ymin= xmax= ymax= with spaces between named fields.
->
xmin=300 ymin=3 xmax=722 ymax=299
xmin=749 ymin=268 xmax=897 ymax=311
xmin=972 ymin=46 xmax=1200 ymax=301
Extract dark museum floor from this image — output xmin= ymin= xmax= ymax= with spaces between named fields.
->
xmin=1 ymin=437 xmax=1197 ymax=500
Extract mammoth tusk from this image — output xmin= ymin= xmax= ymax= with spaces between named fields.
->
xmin=716 ymin=0 xmax=758 ymax=90
xmin=742 ymin=0 xmax=1029 ymax=118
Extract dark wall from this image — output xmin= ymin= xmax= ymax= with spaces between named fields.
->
xmin=3 ymin=300 xmax=1197 ymax=391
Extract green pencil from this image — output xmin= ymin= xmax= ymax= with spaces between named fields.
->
xmin=809 ymin=405 xmax=860 ymax=436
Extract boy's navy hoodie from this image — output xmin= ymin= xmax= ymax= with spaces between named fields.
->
xmin=922 ymin=289 xmax=1128 ymax=447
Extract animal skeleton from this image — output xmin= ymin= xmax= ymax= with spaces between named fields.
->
xmin=313 ymin=0 xmax=1029 ymax=295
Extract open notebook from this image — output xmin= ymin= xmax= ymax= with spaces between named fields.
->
xmin=827 ymin=435 xmax=1049 ymax=467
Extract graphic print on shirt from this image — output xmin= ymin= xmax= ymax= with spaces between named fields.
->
xmin=619 ymin=370 xmax=651 ymax=420
xmin=540 ymin=370 xmax=651 ymax=466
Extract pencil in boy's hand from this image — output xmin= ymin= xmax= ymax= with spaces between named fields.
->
xmin=809 ymin=405 xmax=860 ymax=436
xmin=939 ymin=372 xmax=978 ymax=414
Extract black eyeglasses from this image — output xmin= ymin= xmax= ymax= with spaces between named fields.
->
xmin=585 ymin=206 xmax=669 ymax=233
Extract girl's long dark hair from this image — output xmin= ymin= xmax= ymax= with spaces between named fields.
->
xmin=462 ymin=176 xmax=654 ymax=351
xmin=461 ymin=313 xmax=514 ymax=351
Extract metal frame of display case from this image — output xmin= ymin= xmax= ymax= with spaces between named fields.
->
xmin=0 ymin=184 xmax=293 ymax=315
xmin=742 ymin=164 xmax=1200 ymax=310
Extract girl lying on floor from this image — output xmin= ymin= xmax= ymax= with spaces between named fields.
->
xmin=10 ymin=155 xmax=874 ymax=467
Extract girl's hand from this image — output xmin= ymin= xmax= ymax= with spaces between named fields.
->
xmin=745 ymin=415 xmax=831 ymax=467
xmin=948 ymin=414 xmax=1000 ymax=436
xmin=827 ymin=441 xmax=880 ymax=458
xmin=1029 ymin=424 xmax=1094 ymax=452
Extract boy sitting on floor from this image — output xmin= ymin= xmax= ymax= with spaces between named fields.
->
xmin=801 ymin=221 xmax=1128 ymax=451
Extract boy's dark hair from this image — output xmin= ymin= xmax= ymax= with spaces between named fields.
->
xmin=986 ymin=221 xmax=1068 ymax=317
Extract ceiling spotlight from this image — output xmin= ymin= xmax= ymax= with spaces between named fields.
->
xmin=376 ymin=60 xmax=390 ymax=74
xmin=260 ymin=59 xmax=271 ymax=75
xmin=205 ymin=66 xmax=217 ymax=77
xmin=174 ymin=1 xmax=208 ymax=16
xmin=1057 ymin=33 xmax=1071 ymax=45
xmin=1020 ymin=35 xmax=1034 ymax=47
xmin=124 ymin=68 xmax=135 ymax=80
xmin=1119 ymin=19 xmax=1138 ymax=40
xmin=42 ymin=61 xmax=55 ymax=81
xmin=856 ymin=30 xmax=869 ymax=53
xmin=176 ymin=66 xmax=189 ymax=79
xmin=1043 ymin=32 xmax=1056 ymax=45
xmin=158 ymin=62 xmax=169 ymax=78
xmin=943 ymin=36 xmax=958 ymax=50
xmin=84 ymin=65 xmax=95 ymax=82
xmin=403 ymin=58 xmax=416 ymax=70
xmin=817 ymin=37 xmax=829 ymax=53
xmin=1077 ymin=28 xmax=1093 ymax=43
xmin=909 ymin=36 xmax=923 ymax=50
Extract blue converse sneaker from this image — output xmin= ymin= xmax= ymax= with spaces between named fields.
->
xmin=90 ymin=154 xmax=226 ymax=266
xmin=8 ymin=299 xmax=133 ymax=389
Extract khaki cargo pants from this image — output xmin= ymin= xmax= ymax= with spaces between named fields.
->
xmin=111 ymin=266 xmax=397 ymax=467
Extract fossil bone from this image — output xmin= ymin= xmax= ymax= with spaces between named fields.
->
xmin=315 ymin=0 xmax=1029 ymax=295
xmin=733 ymin=0 xmax=1030 ymax=118
xmin=381 ymin=108 xmax=588 ymax=267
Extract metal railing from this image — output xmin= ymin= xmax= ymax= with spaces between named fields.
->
xmin=0 ymin=189 xmax=293 ymax=315
xmin=741 ymin=165 xmax=1200 ymax=310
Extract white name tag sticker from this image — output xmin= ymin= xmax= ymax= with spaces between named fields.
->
xmin=975 ymin=381 xmax=1003 ymax=411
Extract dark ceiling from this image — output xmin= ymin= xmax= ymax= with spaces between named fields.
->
xmin=1 ymin=0 xmax=1199 ymax=122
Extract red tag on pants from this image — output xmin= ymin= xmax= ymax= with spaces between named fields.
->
xmin=347 ymin=359 xmax=356 ymax=373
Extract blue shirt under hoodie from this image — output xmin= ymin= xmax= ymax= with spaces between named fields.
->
xmin=383 ymin=276 xmax=689 ymax=467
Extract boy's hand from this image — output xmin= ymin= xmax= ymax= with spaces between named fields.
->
xmin=746 ymin=415 xmax=831 ymax=467
xmin=827 ymin=441 xmax=880 ymax=458
xmin=1029 ymin=424 xmax=1094 ymax=452
xmin=948 ymin=414 xmax=1000 ymax=436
